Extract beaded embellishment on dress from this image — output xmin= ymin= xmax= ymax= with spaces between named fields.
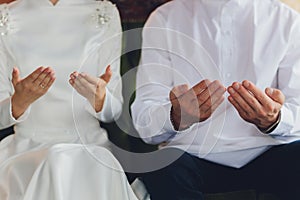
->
xmin=92 ymin=0 xmax=116 ymax=29
xmin=0 ymin=5 xmax=9 ymax=36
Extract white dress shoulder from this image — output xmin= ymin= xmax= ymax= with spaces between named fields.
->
xmin=0 ymin=0 xmax=137 ymax=199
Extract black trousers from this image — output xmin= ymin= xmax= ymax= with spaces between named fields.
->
xmin=141 ymin=141 xmax=300 ymax=200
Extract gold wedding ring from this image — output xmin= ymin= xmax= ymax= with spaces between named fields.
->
xmin=40 ymin=84 xmax=45 ymax=89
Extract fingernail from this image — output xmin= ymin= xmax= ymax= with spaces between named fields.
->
xmin=243 ymin=81 xmax=250 ymax=87
xmin=266 ymin=88 xmax=273 ymax=95
xmin=178 ymin=84 xmax=186 ymax=90
xmin=234 ymin=83 xmax=240 ymax=90
xmin=228 ymin=88 xmax=235 ymax=94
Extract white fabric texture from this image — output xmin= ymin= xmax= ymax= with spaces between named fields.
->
xmin=0 ymin=0 xmax=137 ymax=199
xmin=131 ymin=0 xmax=300 ymax=168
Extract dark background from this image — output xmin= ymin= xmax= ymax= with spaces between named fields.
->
xmin=104 ymin=0 xmax=170 ymax=153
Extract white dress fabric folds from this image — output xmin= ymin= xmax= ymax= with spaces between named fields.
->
xmin=0 ymin=0 xmax=137 ymax=199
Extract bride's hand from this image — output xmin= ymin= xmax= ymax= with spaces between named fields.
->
xmin=69 ymin=65 xmax=112 ymax=112
xmin=11 ymin=67 xmax=56 ymax=119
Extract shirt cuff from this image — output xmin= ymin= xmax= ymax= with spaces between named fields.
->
xmin=265 ymin=106 xmax=293 ymax=136
xmin=162 ymin=102 xmax=175 ymax=132
xmin=85 ymin=87 xmax=122 ymax=122
xmin=163 ymin=102 xmax=197 ymax=135
xmin=8 ymin=97 xmax=30 ymax=124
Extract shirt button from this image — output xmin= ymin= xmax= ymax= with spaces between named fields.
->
xmin=222 ymin=30 xmax=231 ymax=35
xmin=224 ymin=50 xmax=232 ymax=57
xmin=226 ymin=73 xmax=231 ymax=78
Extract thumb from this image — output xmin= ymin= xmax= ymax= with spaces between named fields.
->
xmin=12 ymin=67 xmax=20 ymax=87
xmin=265 ymin=88 xmax=285 ymax=105
xmin=100 ymin=65 xmax=112 ymax=83
xmin=169 ymin=84 xmax=189 ymax=101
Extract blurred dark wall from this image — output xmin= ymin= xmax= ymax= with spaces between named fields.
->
xmin=111 ymin=0 xmax=171 ymax=23
xmin=105 ymin=1 xmax=172 ymax=153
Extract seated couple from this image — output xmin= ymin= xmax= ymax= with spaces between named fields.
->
xmin=1 ymin=0 xmax=300 ymax=200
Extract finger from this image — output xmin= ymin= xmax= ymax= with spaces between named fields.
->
xmin=39 ymin=71 xmax=56 ymax=90
xmin=70 ymin=71 xmax=79 ymax=80
xmin=69 ymin=78 xmax=75 ymax=86
xmin=190 ymin=79 xmax=211 ymax=96
xmin=25 ymin=66 xmax=46 ymax=82
xmin=75 ymin=74 xmax=94 ymax=91
xmin=69 ymin=72 xmax=80 ymax=87
xmin=242 ymin=80 xmax=272 ymax=106
xmin=209 ymin=86 xmax=226 ymax=105
xmin=200 ymin=86 xmax=226 ymax=113
xmin=43 ymin=75 xmax=56 ymax=90
xmin=33 ymin=67 xmax=53 ymax=87
xmin=72 ymin=80 xmax=85 ymax=94
xmin=69 ymin=74 xmax=77 ymax=85
xmin=100 ymin=65 xmax=112 ymax=83
xmin=228 ymin=85 xmax=255 ymax=113
xmin=265 ymin=88 xmax=285 ymax=105
xmin=203 ymin=95 xmax=225 ymax=116
xmin=12 ymin=67 xmax=20 ymax=87
xmin=197 ymin=80 xmax=225 ymax=107
xmin=231 ymin=82 xmax=262 ymax=112
xmin=73 ymin=76 xmax=85 ymax=90
xmin=79 ymin=73 xmax=99 ymax=85
xmin=228 ymin=95 xmax=248 ymax=118
xmin=169 ymin=84 xmax=189 ymax=101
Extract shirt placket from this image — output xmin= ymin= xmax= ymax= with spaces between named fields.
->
xmin=220 ymin=3 xmax=235 ymax=86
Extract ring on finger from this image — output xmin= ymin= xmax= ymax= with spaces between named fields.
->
xmin=39 ymin=84 xmax=46 ymax=89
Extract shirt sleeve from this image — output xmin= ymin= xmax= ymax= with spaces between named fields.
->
xmin=0 ymin=38 xmax=30 ymax=129
xmin=85 ymin=4 xmax=123 ymax=123
xmin=131 ymin=11 xmax=182 ymax=145
xmin=269 ymin=16 xmax=300 ymax=137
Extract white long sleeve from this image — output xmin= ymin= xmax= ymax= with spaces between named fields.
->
xmin=0 ymin=37 xmax=30 ymax=129
xmin=0 ymin=0 xmax=123 ymax=144
xmin=131 ymin=0 xmax=300 ymax=167
xmin=131 ymin=11 xmax=177 ymax=144
xmin=85 ymin=7 xmax=123 ymax=122
xmin=271 ymin=16 xmax=300 ymax=137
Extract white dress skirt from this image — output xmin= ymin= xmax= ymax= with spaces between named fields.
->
xmin=0 ymin=0 xmax=138 ymax=199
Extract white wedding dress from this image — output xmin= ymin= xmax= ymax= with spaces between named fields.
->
xmin=0 ymin=0 xmax=137 ymax=199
